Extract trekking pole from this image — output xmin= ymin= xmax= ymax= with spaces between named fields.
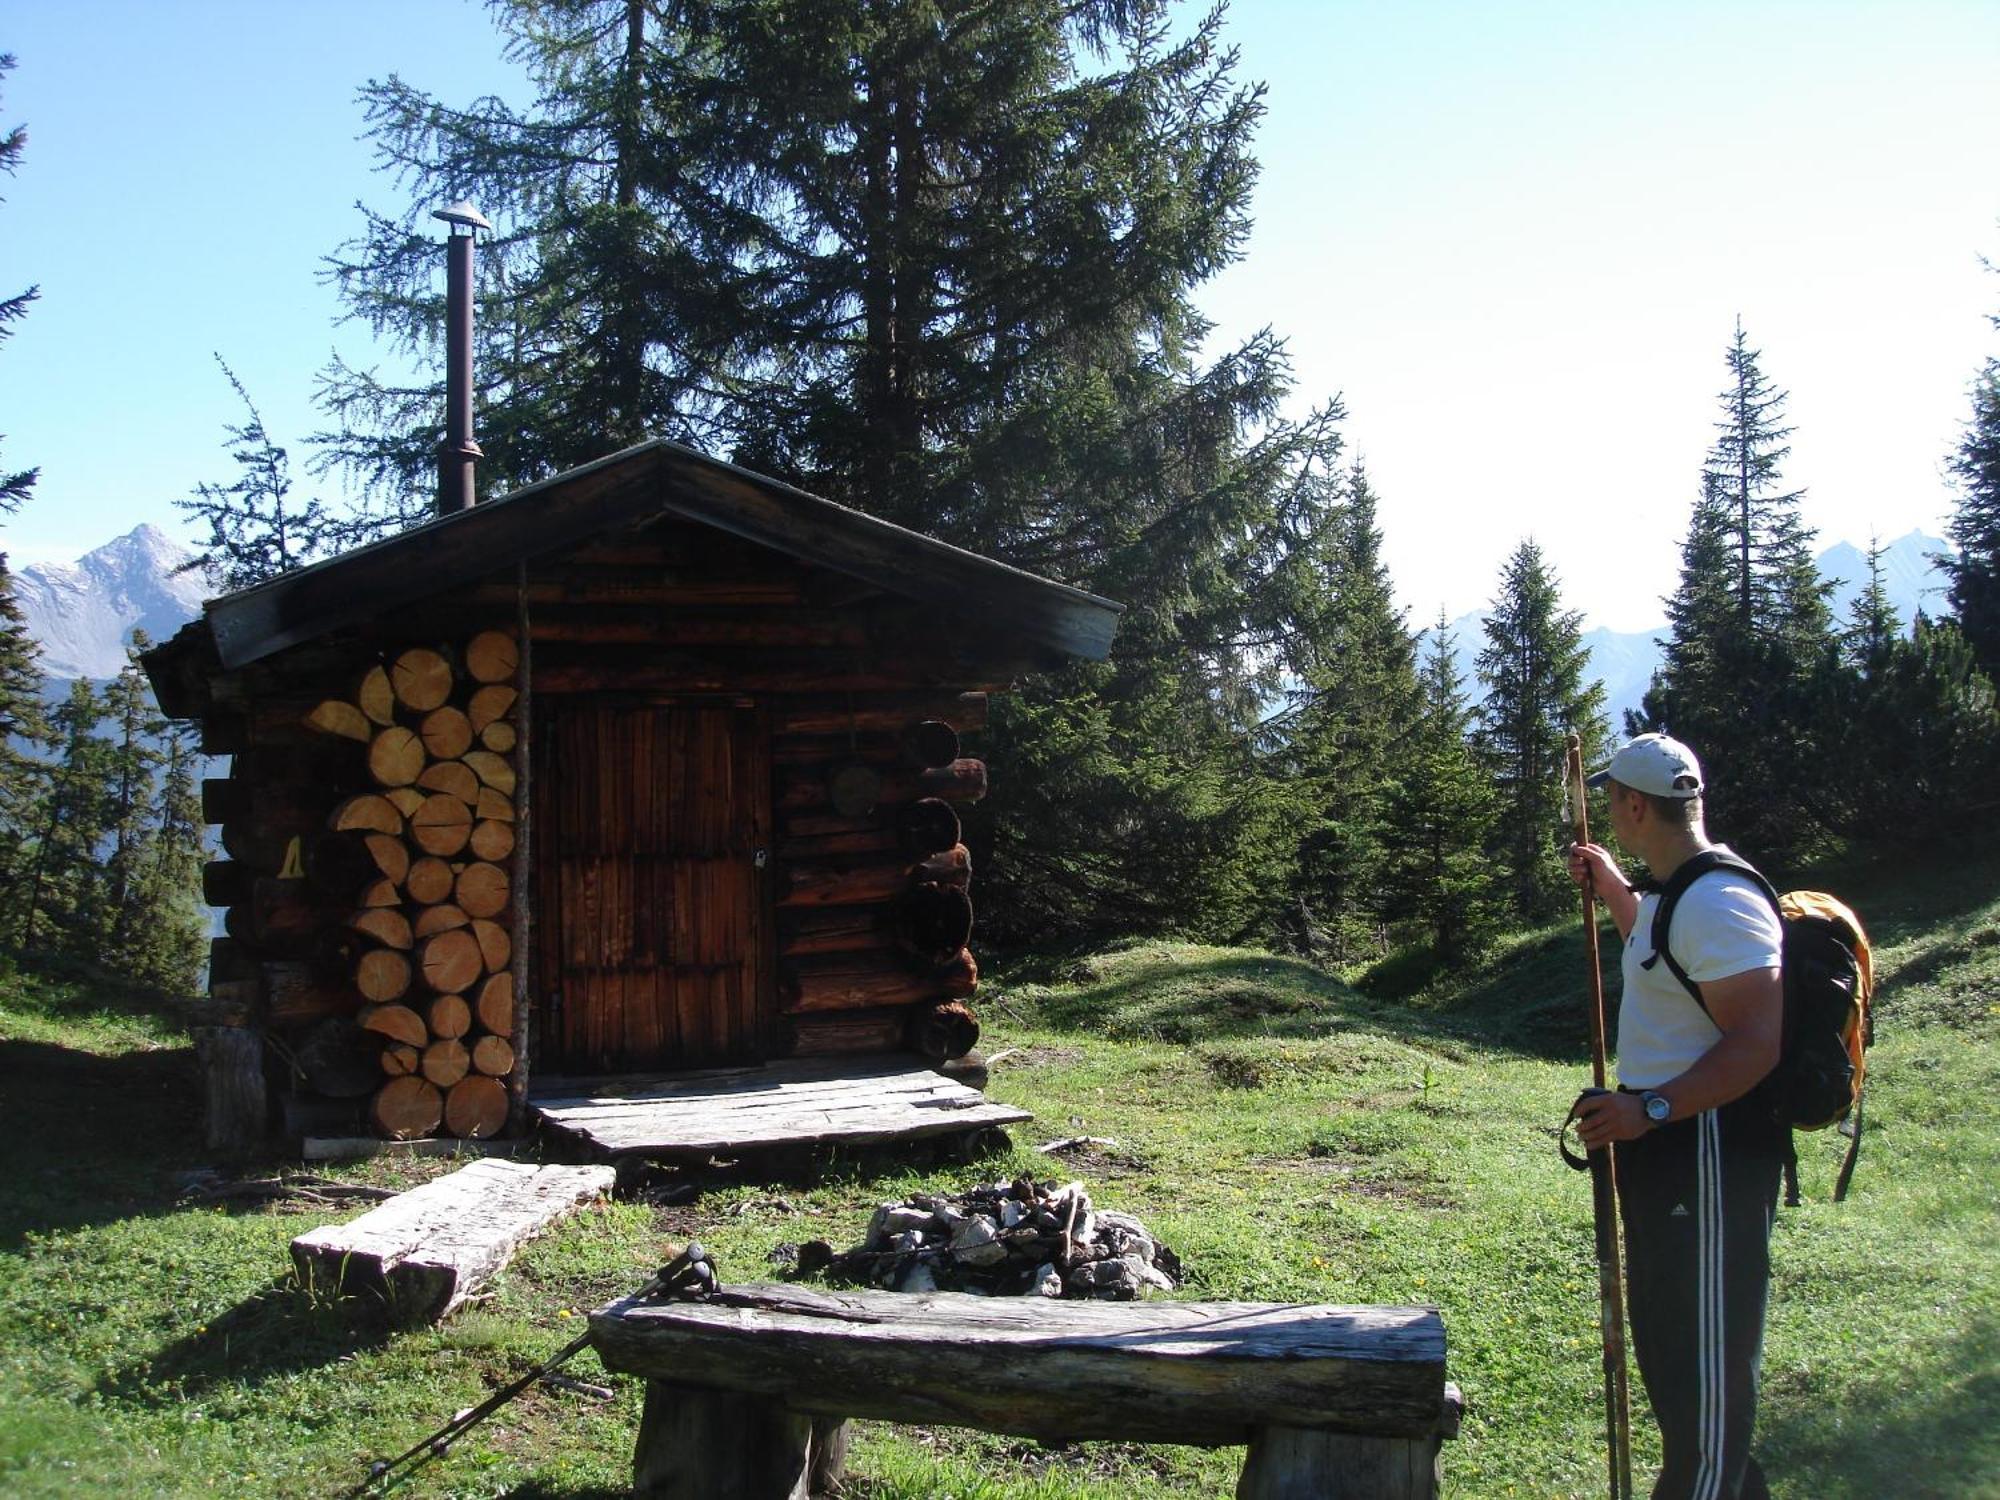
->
xmin=1566 ymin=732 xmax=1635 ymax=1500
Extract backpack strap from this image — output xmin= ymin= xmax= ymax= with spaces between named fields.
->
xmin=1642 ymin=849 xmax=1781 ymax=1016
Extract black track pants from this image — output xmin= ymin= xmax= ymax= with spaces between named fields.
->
xmin=1616 ymin=1101 xmax=1783 ymax=1500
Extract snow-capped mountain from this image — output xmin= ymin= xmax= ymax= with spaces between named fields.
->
xmin=9 ymin=524 xmax=210 ymax=680
xmin=1440 ymin=529 xmax=1952 ymax=732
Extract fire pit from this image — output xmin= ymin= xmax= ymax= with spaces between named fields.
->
xmin=805 ymin=1178 xmax=1181 ymax=1299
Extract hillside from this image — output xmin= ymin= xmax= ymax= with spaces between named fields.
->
xmin=0 ymin=846 xmax=1992 ymax=1497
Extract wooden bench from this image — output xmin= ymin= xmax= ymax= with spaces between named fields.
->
xmin=589 ymin=1283 xmax=1461 ymax=1499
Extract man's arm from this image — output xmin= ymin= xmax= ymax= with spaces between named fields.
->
xmin=1575 ymin=966 xmax=1783 ymax=1145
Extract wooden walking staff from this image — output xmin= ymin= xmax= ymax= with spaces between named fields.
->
xmin=1566 ymin=732 xmax=1634 ymax=1500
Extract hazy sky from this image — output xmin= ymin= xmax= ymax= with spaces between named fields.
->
xmin=2 ymin=0 xmax=1996 ymax=631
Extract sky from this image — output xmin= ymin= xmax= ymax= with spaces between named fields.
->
xmin=2 ymin=0 xmax=1997 ymax=631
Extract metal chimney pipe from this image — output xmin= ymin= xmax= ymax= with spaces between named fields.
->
xmin=432 ymin=201 xmax=492 ymax=516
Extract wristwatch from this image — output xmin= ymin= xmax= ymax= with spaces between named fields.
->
xmin=1640 ymin=1090 xmax=1671 ymax=1125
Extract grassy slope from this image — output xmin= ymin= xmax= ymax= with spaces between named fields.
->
xmin=0 ymin=846 xmax=1993 ymax=1499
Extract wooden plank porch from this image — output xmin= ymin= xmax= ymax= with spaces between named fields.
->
xmin=529 ymin=1053 xmax=1029 ymax=1159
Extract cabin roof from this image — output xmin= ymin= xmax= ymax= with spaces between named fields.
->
xmin=145 ymin=438 xmax=1122 ymax=711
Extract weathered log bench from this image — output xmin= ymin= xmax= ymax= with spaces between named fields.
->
xmin=589 ymin=1283 xmax=1461 ymax=1499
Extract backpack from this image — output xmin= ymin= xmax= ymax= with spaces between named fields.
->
xmin=1644 ymin=850 xmax=1876 ymax=1205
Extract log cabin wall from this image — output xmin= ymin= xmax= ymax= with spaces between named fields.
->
xmin=186 ymin=515 xmax=1009 ymax=1147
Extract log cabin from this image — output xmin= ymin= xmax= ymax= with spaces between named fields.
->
xmin=142 ymin=437 xmax=1122 ymax=1153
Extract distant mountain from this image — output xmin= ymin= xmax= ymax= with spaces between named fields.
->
xmin=1439 ymin=529 xmax=1952 ymax=733
xmin=10 ymin=524 xmax=209 ymax=680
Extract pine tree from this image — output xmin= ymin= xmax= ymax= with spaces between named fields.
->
xmin=1378 ymin=613 xmax=1504 ymax=964
xmin=1476 ymin=540 xmax=1606 ymax=922
xmin=0 ymin=554 xmax=47 ymax=904
xmin=1944 ymin=284 xmax=2000 ymax=676
xmin=176 ymin=358 xmax=349 ymax=589
xmin=1639 ymin=324 xmax=1837 ymax=860
xmin=1841 ymin=536 xmax=1901 ymax=675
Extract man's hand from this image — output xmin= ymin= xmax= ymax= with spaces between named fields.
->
xmin=1568 ymin=841 xmax=1621 ymax=893
xmin=1575 ymin=1088 xmax=1651 ymax=1148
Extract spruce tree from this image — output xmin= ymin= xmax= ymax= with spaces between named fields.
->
xmin=1639 ymin=324 xmax=1837 ymax=860
xmin=129 ymin=719 xmax=206 ymax=991
xmin=1 ymin=54 xmax=38 ymax=518
xmin=1377 ymin=613 xmax=1504 ymax=964
xmin=176 ymin=359 xmax=348 ymax=589
xmin=98 ymin=633 xmax=167 ymax=969
xmin=1271 ymin=456 xmax=1418 ymax=959
xmin=328 ymin=0 xmax=1349 ymax=948
xmin=1944 ymin=291 xmax=2000 ymax=676
xmin=0 ymin=554 xmax=46 ymax=904
xmin=8 ymin=680 xmax=112 ymax=956
xmin=1476 ymin=539 xmax=1605 ymax=922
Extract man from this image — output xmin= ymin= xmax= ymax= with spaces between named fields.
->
xmin=1567 ymin=732 xmax=1786 ymax=1500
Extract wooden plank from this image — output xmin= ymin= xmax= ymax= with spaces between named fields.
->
xmin=290 ymin=1159 xmax=616 ymax=1322
xmin=589 ymin=1284 xmax=1446 ymax=1445
xmin=531 ymin=1056 xmax=1028 ymax=1155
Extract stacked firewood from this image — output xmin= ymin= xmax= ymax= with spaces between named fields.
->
xmin=812 ymin=1179 xmax=1180 ymax=1300
xmin=302 ymin=630 xmax=520 ymax=1140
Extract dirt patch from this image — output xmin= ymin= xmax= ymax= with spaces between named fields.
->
xmin=1259 ymin=1149 xmax=1460 ymax=1210
xmin=993 ymin=1044 xmax=1086 ymax=1071
xmin=1034 ymin=1136 xmax=1150 ymax=1177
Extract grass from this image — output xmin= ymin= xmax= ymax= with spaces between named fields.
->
xmin=0 ymin=844 xmax=1995 ymax=1498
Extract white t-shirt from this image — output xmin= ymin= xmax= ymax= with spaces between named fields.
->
xmin=1616 ymin=851 xmax=1785 ymax=1090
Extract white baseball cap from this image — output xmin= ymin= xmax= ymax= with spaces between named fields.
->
xmin=1586 ymin=733 xmax=1704 ymax=799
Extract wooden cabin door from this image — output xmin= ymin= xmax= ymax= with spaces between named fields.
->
xmin=533 ymin=701 xmax=772 ymax=1074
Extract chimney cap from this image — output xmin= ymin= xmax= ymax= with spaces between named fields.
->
xmin=432 ymin=200 xmax=492 ymax=232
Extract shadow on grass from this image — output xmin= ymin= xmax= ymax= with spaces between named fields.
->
xmin=1760 ymin=1311 xmax=2000 ymax=1498
xmin=0 ymin=1036 xmax=206 ymax=1250
xmin=93 ymin=1275 xmax=403 ymax=1407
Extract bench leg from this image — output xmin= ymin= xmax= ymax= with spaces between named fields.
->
xmin=1237 ymin=1425 xmax=1442 ymax=1500
xmin=634 ymin=1381 xmax=815 ymax=1499
xmin=809 ymin=1416 xmax=851 ymax=1495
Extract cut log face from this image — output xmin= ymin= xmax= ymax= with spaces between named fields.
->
xmin=462 ymin=750 xmax=516 ymax=795
xmin=361 ymin=877 xmax=401 ymax=908
xmin=410 ymin=794 xmax=473 ymax=857
xmin=479 ymin=721 xmax=517 ymax=754
xmin=471 ymin=918 xmax=511 ymax=973
xmin=910 ymin=1000 xmax=981 ymax=1064
xmin=360 ymin=1003 xmax=428 ymax=1048
xmin=420 ymin=706 xmax=474 ymax=761
xmin=444 ymin=1075 xmax=509 ymax=1138
xmin=331 ymin=793 xmax=405 ymax=836
xmin=406 ymin=856 xmax=455 ymax=905
xmin=469 ymin=819 xmax=515 ymax=862
xmin=464 ymin=630 xmax=519 ymax=684
xmin=371 ymin=1076 xmax=443 ymax=1140
xmin=421 ymin=1038 xmax=471 ymax=1088
xmin=391 ymin=647 xmax=454 ymax=712
xmin=475 ymin=972 xmax=514 ymax=1036
xmin=420 ymin=928 xmax=485 ymax=996
xmin=895 ymin=884 xmax=974 ymax=964
xmin=356 ymin=948 xmax=414 ymax=1003
xmin=386 ymin=787 xmax=426 ymax=818
xmin=368 ymin=726 xmax=427 ymax=788
xmin=472 ymin=1035 xmax=515 ymax=1078
xmin=904 ymin=719 xmax=961 ymax=769
xmin=417 ymin=760 xmax=481 ymax=804
xmin=467 ymin=684 xmax=517 ymax=733
xmin=455 ymin=861 xmax=510 ymax=919
xmin=380 ymin=1043 xmax=420 ymax=1076
xmin=306 ymin=700 xmax=372 ymax=742
xmin=358 ymin=664 xmax=396 ymax=726
xmin=476 ymin=785 xmax=515 ymax=823
xmin=413 ymin=903 xmax=470 ymax=938
xmin=347 ymin=907 xmax=414 ymax=951
xmin=896 ymin=798 xmax=962 ymax=855
xmin=427 ymin=993 xmax=471 ymax=1040
xmin=364 ymin=833 xmax=411 ymax=886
